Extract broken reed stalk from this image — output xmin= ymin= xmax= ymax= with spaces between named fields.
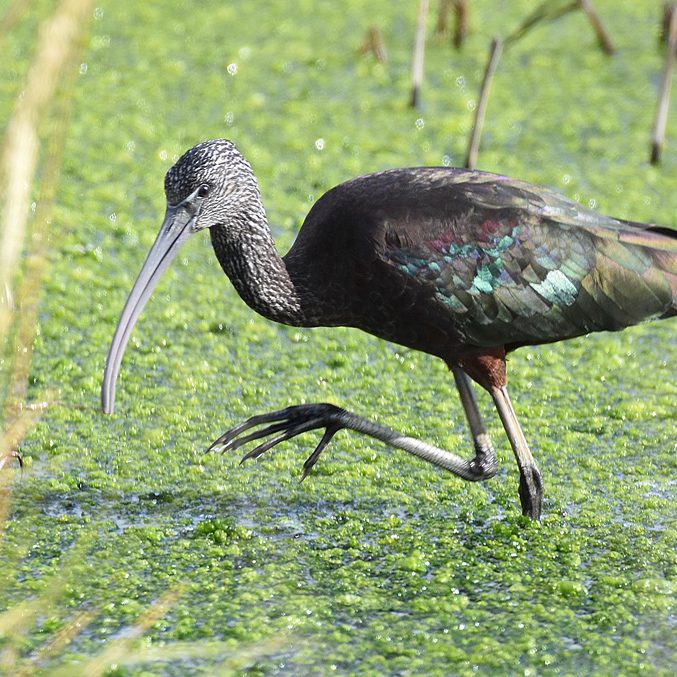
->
xmin=410 ymin=0 xmax=429 ymax=108
xmin=504 ymin=0 xmax=578 ymax=47
xmin=662 ymin=2 xmax=676 ymax=44
xmin=436 ymin=0 xmax=469 ymax=47
xmin=0 ymin=0 xmax=31 ymax=45
xmin=465 ymin=38 xmax=503 ymax=169
xmin=435 ymin=0 xmax=451 ymax=39
xmin=453 ymin=0 xmax=469 ymax=48
xmin=358 ymin=26 xmax=387 ymax=63
xmin=578 ymin=0 xmax=614 ymax=55
xmin=466 ymin=0 xmax=614 ymax=168
xmin=505 ymin=0 xmax=613 ymax=54
xmin=651 ymin=3 xmax=677 ymax=164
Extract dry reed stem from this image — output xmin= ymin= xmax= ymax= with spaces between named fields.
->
xmin=662 ymin=2 xmax=676 ymax=45
xmin=410 ymin=0 xmax=429 ymax=108
xmin=0 ymin=0 xmax=94 ymax=343
xmin=453 ymin=0 xmax=469 ymax=48
xmin=578 ymin=0 xmax=614 ymax=55
xmin=0 ymin=463 xmax=21 ymax=544
xmin=0 ymin=5 xmax=92 ymax=671
xmin=435 ymin=0 xmax=451 ymax=39
xmin=651 ymin=3 xmax=677 ymax=164
xmin=358 ymin=26 xmax=387 ymax=63
xmin=0 ymin=0 xmax=92 ymax=459
xmin=505 ymin=0 xmax=578 ymax=47
xmin=465 ymin=38 xmax=503 ymax=169
xmin=47 ymin=635 xmax=290 ymax=676
xmin=0 ymin=529 xmax=95 ymax=629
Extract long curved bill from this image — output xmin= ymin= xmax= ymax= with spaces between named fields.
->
xmin=102 ymin=205 xmax=195 ymax=414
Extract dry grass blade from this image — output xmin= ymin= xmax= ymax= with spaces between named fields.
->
xmin=0 ymin=0 xmax=92 ymax=456
xmin=50 ymin=635 xmax=291 ymax=676
xmin=49 ymin=587 xmax=185 ymax=677
xmin=0 ymin=529 xmax=99 ymax=673
xmin=0 ymin=2 xmax=93 ymax=670
xmin=0 ymin=0 xmax=94 ymax=344
xmin=13 ymin=610 xmax=98 ymax=677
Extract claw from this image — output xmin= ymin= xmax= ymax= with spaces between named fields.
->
xmin=223 ymin=420 xmax=295 ymax=454
xmin=208 ymin=407 xmax=298 ymax=452
xmin=300 ymin=424 xmax=340 ymax=482
xmin=239 ymin=416 xmax=325 ymax=462
xmin=207 ymin=403 xmax=346 ymax=475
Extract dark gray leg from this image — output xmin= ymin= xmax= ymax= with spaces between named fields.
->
xmin=451 ymin=366 xmax=497 ymax=477
xmin=490 ymin=385 xmax=543 ymax=519
xmin=209 ymin=400 xmax=499 ymax=483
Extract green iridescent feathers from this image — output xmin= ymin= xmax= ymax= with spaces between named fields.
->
xmin=381 ymin=172 xmax=676 ymax=348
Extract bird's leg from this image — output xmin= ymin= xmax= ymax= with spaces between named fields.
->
xmin=459 ymin=348 xmax=543 ymax=519
xmin=451 ymin=366 xmax=497 ymax=478
xmin=490 ymin=385 xmax=543 ymax=519
xmin=208 ymin=402 xmax=498 ymax=483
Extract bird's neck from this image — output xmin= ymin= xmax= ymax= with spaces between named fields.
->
xmin=210 ymin=206 xmax=318 ymax=327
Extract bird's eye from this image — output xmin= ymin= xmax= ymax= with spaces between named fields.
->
xmin=197 ymin=184 xmax=210 ymax=198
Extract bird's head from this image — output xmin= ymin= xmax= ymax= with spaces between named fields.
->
xmin=101 ymin=138 xmax=254 ymax=414
xmin=163 ymin=138 xmax=259 ymax=233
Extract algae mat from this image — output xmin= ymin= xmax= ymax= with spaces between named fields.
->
xmin=1 ymin=1 xmax=675 ymax=674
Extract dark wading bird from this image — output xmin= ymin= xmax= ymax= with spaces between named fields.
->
xmin=102 ymin=139 xmax=677 ymax=519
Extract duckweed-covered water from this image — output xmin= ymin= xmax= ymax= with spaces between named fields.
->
xmin=1 ymin=1 xmax=675 ymax=674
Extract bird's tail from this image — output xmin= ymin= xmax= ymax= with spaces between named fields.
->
xmin=617 ymin=223 xmax=677 ymax=320
xmin=647 ymin=226 xmax=676 ymax=318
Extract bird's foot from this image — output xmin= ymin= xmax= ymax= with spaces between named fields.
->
xmin=518 ymin=465 xmax=543 ymax=520
xmin=208 ymin=403 xmax=346 ymax=480
xmin=469 ymin=433 xmax=498 ymax=480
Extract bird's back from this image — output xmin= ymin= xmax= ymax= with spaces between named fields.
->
xmin=285 ymin=167 xmax=677 ymax=360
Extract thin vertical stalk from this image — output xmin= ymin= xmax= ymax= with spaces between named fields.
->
xmin=465 ymin=38 xmax=503 ymax=169
xmin=410 ymin=0 xmax=429 ymax=108
xmin=651 ymin=3 xmax=677 ymax=164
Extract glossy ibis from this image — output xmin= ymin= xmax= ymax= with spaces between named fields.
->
xmin=102 ymin=139 xmax=677 ymax=519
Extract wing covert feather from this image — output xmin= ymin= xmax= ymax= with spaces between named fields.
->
xmin=381 ymin=190 xmax=674 ymax=347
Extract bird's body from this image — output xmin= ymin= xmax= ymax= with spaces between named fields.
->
xmin=284 ymin=169 xmax=675 ymax=350
xmin=103 ymin=140 xmax=676 ymax=519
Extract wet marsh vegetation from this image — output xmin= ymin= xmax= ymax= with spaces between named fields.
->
xmin=0 ymin=0 xmax=675 ymax=674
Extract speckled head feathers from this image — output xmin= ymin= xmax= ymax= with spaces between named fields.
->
xmin=164 ymin=139 xmax=254 ymax=205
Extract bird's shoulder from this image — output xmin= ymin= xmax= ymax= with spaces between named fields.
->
xmin=288 ymin=165 xmax=673 ymax=294
xmin=292 ymin=166 xmax=636 ymax=255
